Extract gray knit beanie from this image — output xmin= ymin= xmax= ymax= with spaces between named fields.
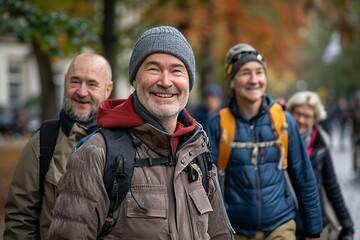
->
xmin=129 ymin=26 xmax=196 ymax=91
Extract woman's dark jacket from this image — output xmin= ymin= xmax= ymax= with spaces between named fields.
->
xmin=297 ymin=126 xmax=354 ymax=237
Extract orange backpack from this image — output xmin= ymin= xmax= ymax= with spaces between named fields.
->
xmin=217 ymin=103 xmax=289 ymax=174
xmin=217 ymin=103 xmax=298 ymax=208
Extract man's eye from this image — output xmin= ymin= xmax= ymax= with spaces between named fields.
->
xmin=70 ymin=79 xmax=80 ymax=84
xmin=89 ymin=82 xmax=98 ymax=87
xmin=149 ymin=68 xmax=159 ymax=72
xmin=173 ymin=69 xmax=183 ymax=74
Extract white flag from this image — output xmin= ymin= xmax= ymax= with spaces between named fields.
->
xmin=322 ymin=31 xmax=341 ymax=64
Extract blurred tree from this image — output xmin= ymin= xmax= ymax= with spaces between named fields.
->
xmin=100 ymin=0 xmax=143 ymax=98
xmin=137 ymin=0 xmax=360 ymax=100
xmin=300 ymin=0 xmax=360 ymax=104
xmin=1 ymin=0 xmax=359 ymax=118
xmin=139 ymin=0 xmax=309 ymax=99
xmin=304 ymin=0 xmax=360 ymax=45
xmin=102 ymin=0 xmax=118 ymax=99
xmin=0 ymin=0 xmax=98 ymax=120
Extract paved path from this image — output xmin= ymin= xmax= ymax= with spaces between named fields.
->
xmin=329 ymin=126 xmax=360 ymax=240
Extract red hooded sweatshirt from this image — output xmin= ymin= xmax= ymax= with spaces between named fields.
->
xmin=97 ymin=94 xmax=196 ymax=152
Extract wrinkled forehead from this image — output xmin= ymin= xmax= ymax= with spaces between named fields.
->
xmin=67 ymin=57 xmax=110 ymax=82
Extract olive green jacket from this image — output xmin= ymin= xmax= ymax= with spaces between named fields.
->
xmin=3 ymin=123 xmax=90 ymax=240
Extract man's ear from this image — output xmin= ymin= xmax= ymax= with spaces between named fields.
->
xmin=105 ymin=81 xmax=113 ymax=99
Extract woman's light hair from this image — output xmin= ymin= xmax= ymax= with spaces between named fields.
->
xmin=286 ymin=91 xmax=327 ymax=122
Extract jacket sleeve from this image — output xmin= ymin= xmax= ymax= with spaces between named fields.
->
xmin=321 ymin=143 xmax=354 ymax=229
xmin=3 ymin=133 xmax=41 ymax=240
xmin=47 ymin=133 xmax=110 ymax=240
xmin=286 ymin=113 xmax=323 ymax=236
xmin=205 ymin=115 xmax=221 ymax=165
xmin=207 ymin=165 xmax=235 ymax=240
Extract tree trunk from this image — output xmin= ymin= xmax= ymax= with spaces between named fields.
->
xmin=32 ymin=41 xmax=57 ymax=121
xmin=199 ymin=38 xmax=213 ymax=95
xmin=102 ymin=0 xmax=118 ymax=99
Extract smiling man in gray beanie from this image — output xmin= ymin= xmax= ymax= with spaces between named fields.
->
xmin=48 ymin=26 xmax=234 ymax=240
xmin=129 ymin=26 xmax=196 ymax=91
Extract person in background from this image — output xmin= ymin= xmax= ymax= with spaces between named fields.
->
xmin=191 ymin=83 xmax=223 ymax=126
xmin=3 ymin=53 xmax=113 ymax=240
xmin=206 ymin=43 xmax=322 ymax=240
xmin=324 ymin=97 xmax=349 ymax=150
xmin=47 ymin=26 xmax=234 ymax=239
xmin=286 ymin=91 xmax=354 ymax=240
xmin=348 ymin=91 xmax=360 ymax=171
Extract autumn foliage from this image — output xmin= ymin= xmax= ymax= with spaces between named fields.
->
xmin=141 ymin=0 xmax=309 ymax=85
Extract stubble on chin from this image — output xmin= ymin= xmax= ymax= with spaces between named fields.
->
xmin=62 ymin=99 xmax=97 ymax=125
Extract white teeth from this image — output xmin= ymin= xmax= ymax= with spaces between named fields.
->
xmin=155 ymin=93 xmax=172 ymax=98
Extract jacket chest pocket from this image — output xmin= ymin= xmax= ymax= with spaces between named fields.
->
xmin=186 ymin=180 xmax=213 ymax=240
xmin=126 ymin=184 xmax=167 ymax=218
xmin=189 ymin=187 xmax=213 ymax=214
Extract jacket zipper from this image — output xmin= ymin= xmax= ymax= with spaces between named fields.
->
xmin=250 ymin=124 xmax=262 ymax=227
xmin=172 ymin=127 xmax=201 ymax=240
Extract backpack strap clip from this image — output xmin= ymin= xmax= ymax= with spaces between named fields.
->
xmin=134 ymin=155 xmax=177 ymax=167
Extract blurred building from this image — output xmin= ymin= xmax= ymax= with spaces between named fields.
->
xmin=0 ymin=36 xmax=70 ymax=132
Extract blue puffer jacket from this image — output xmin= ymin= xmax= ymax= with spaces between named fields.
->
xmin=206 ymin=96 xmax=322 ymax=238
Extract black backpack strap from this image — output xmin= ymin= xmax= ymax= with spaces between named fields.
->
xmin=193 ymin=151 xmax=213 ymax=194
xmin=134 ymin=155 xmax=177 ymax=167
xmin=39 ymin=119 xmax=60 ymax=195
xmin=97 ymin=128 xmax=137 ymax=239
xmin=96 ymin=128 xmax=212 ymax=238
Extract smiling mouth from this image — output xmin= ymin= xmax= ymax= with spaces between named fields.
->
xmin=77 ymin=100 xmax=90 ymax=104
xmin=246 ymin=87 xmax=259 ymax=90
xmin=154 ymin=93 xmax=174 ymax=98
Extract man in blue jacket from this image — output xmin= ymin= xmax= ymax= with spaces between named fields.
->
xmin=206 ymin=43 xmax=322 ymax=240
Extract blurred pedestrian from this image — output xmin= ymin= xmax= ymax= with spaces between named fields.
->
xmin=3 ymin=53 xmax=113 ymax=240
xmin=206 ymin=43 xmax=322 ymax=240
xmin=348 ymin=91 xmax=360 ymax=171
xmin=47 ymin=26 xmax=234 ymax=239
xmin=191 ymin=83 xmax=223 ymax=126
xmin=327 ymin=97 xmax=349 ymax=150
xmin=287 ymin=91 xmax=355 ymax=240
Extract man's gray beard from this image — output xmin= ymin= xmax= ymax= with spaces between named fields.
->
xmin=63 ymin=100 xmax=97 ymax=126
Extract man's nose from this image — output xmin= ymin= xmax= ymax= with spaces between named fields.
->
xmin=77 ymin=83 xmax=89 ymax=96
xmin=158 ymin=71 xmax=173 ymax=88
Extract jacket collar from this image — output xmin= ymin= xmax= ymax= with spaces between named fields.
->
xmin=229 ymin=95 xmax=269 ymax=121
xmin=59 ymin=109 xmax=98 ymax=137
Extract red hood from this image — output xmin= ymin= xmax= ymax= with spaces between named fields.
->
xmin=97 ymin=95 xmax=197 ymax=138
xmin=97 ymin=95 xmax=144 ymax=128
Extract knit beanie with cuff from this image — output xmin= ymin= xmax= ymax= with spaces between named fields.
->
xmin=129 ymin=26 xmax=196 ymax=91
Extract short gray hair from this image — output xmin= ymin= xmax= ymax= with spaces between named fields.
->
xmin=286 ymin=91 xmax=327 ymax=122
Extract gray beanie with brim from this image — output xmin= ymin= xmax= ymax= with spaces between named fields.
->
xmin=129 ymin=26 xmax=196 ymax=91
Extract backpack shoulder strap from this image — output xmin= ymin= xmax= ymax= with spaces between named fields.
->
xmin=193 ymin=151 xmax=213 ymax=194
xmin=97 ymin=128 xmax=137 ymax=238
xmin=268 ymin=103 xmax=288 ymax=169
xmin=39 ymin=119 xmax=60 ymax=195
xmin=218 ymin=107 xmax=236 ymax=172
xmin=269 ymin=103 xmax=297 ymax=208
